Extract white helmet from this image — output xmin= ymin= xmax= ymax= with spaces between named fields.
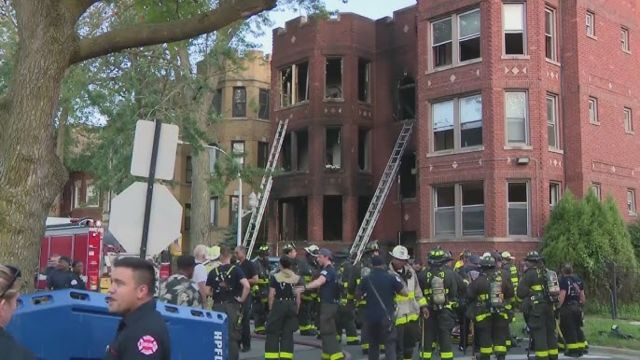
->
xmin=304 ymin=244 xmax=320 ymax=256
xmin=389 ymin=245 xmax=410 ymax=260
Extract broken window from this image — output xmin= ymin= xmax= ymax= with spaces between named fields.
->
xmin=296 ymin=129 xmax=309 ymax=171
xmin=358 ymin=59 xmax=371 ymax=103
xmin=280 ymin=61 xmax=309 ymax=107
xmin=358 ymin=128 xmax=371 ymax=171
xmin=257 ymin=141 xmax=269 ymax=168
xmin=323 ymin=196 xmax=343 ymax=241
xmin=281 ymin=133 xmax=292 ymax=171
xmin=398 ymin=231 xmax=417 ymax=257
xmin=432 ymin=18 xmax=453 ymax=67
xmin=279 ymin=197 xmax=308 ymax=242
xmin=232 ymin=87 xmax=246 ymax=117
xmin=212 ymin=88 xmax=222 ymax=116
xmin=398 ymin=76 xmax=416 ymax=120
xmin=325 ymin=57 xmax=343 ymax=99
xmin=259 ymin=89 xmax=270 ymax=120
xmin=325 ymin=127 xmax=342 ymax=169
xmin=503 ymin=3 xmax=525 ymax=55
xmin=399 ymin=153 xmax=417 ymax=199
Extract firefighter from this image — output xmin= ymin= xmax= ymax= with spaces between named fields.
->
xmin=389 ymin=245 xmax=425 ymax=360
xmin=558 ymin=263 xmax=586 ymax=358
xmin=501 ymin=251 xmax=520 ymax=350
xmin=517 ymin=251 xmax=560 ymax=360
xmin=282 ymin=242 xmax=299 ymax=273
xmin=298 ymin=244 xmax=320 ymax=336
xmin=419 ymin=247 xmax=458 ymax=360
xmin=303 ymin=248 xmax=345 ymax=360
xmin=335 ymin=249 xmax=360 ymax=345
xmin=253 ymin=244 xmax=272 ymax=335
xmin=357 ymin=240 xmax=380 ymax=355
xmin=264 ymin=256 xmax=303 ymax=360
xmin=467 ymin=254 xmax=514 ymax=360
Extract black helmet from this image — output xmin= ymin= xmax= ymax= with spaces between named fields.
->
xmin=480 ymin=254 xmax=496 ymax=269
xmin=365 ymin=240 xmax=380 ymax=253
xmin=282 ymin=242 xmax=296 ymax=254
xmin=525 ymin=251 xmax=543 ymax=262
xmin=428 ymin=247 xmax=447 ymax=265
xmin=491 ymin=251 xmax=503 ymax=262
xmin=257 ymin=244 xmax=269 ymax=254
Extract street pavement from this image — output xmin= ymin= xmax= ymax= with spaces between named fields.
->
xmin=240 ymin=332 xmax=637 ymax=360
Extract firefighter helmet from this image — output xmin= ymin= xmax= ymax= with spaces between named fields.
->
xmin=525 ymin=251 xmax=543 ymax=262
xmin=304 ymin=244 xmax=320 ymax=256
xmin=501 ymin=251 xmax=513 ymax=260
xmin=480 ymin=254 xmax=496 ymax=268
xmin=282 ymin=242 xmax=296 ymax=254
xmin=365 ymin=240 xmax=380 ymax=253
xmin=428 ymin=247 xmax=447 ymax=264
xmin=389 ymin=245 xmax=410 ymax=260
xmin=257 ymin=244 xmax=269 ymax=254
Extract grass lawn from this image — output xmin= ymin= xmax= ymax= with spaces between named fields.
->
xmin=510 ymin=313 xmax=640 ymax=351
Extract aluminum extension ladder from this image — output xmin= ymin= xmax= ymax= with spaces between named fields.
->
xmin=244 ymin=118 xmax=289 ymax=258
xmin=350 ymin=120 xmax=414 ymax=264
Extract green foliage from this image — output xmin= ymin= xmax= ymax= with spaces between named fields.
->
xmin=627 ymin=219 xmax=640 ymax=265
xmin=542 ymin=190 xmax=639 ymax=303
xmin=0 ymin=3 xmax=17 ymax=96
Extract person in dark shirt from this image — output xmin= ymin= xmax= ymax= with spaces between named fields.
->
xmin=558 ymin=263 xmax=586 ymax=357
xmin=234 ymin=246 xmax=258 ymax=352
xmin=357 ymin=255 xmax=406 ymax=360
xmin=302 ymin=248 xmax=344 ymax=360
xmin=0 ymin=264 xmax=36 ymax=360
xmin=70 ymin=260 xmax=86 ymax=290
xmin=104 ymin=257 xmax=170 ymax=360
xmin=47 ymin=256 xmax=73 ymax=290
xmin=206 ymin=246 xmax=250 ymax=360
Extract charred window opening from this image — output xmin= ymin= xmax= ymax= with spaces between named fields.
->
xmin=358 ymin=59 xmax=371 ymax=103
xmin=398 ymin=76 xmax=416 ymax=120
xmin=399 ymin=153 xmax=417 ymax=199
xmin=325 ymin=57 xmax=343 ymax=99
xmin=358 ymin=196 xmax=371 ymax=227
xmin=358 ymin=128 xmax=371 ymax=171
xmin=325 ymin=127 xmax=342 ymax=169
xmin=323 ymin=196 xmax=343 ymax=241
xmin=280 ymin=61 xmax=309 ymax=107
xmin=279 ymin=197 xmax=308 ymax=242
xmin=257 ymin=141 xmax=269 ymax=168
xmin=398 ymin=231 xmax=417 ymax=257
xmin=232 ymin=87 xmax=246 ymax=117
xmin=281 ymin=133 xmax=292 ymax=171
xmin=296 ymin=129 xmax=309 ymax=171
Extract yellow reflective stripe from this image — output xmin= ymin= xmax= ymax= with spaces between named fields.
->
xmin=419 ymin=352 xmax=432 ymax=359
xmin=280 ymin=352 xmax=293 ymax=359
xmin=418 ymin=297 xmax=427 ymax=306
xmin=407 ymin=313 xmax=419 ymax=322
xmin=549 ymin=348 xmax=559 ymax=355
xmin=440 ymin=351 xmax=453 ymax=359
xmin=322 ymin=353 xmax=330 ymax=360
xmin=475 ymin=313 xmax=490 ymax=322
xmin=567 ymin=342 xmax=584 ymax=349
xmin=265 ymin=353 xmax=279 ymax=359
xmin=531 ymin=284 xmax=543 ymax=291
xmin=535 ymin=350 xmax=549 ymax=357
xmin=255 ymin=326 xmax=265 ymax=331
xmin=346 ymin=336 xmax=359 ymax=341
xmin=396 ymin=315 xmax=408 ymax=325
xmin=395 ymin=291 xmax=416 ymax=302
xmin=330 ymin=352 xmax=345 ymax=360
xmin=480 ymin=347 xmax=493 ymax=354
xmin=361 ymin=343 xmax=369 ymax=350
xmin=478 ymin=294 xmax=489 ymax=300
xmin=494 ymin=345 xmax=507 ymax=353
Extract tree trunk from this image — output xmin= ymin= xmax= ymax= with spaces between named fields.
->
xmin=0 ymin=1 xmax=76 ymax=286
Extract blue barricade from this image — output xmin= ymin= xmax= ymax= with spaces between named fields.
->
xmin=7 ymin=289 xmax=228 ymax=360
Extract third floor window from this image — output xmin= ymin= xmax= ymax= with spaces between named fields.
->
xmin=503 ymin=3 xmax=526 ymax=55
xmin=431 ymin=8 xmax=481 ymax=69
xmin=545 ymin=7 xmax=557 ymax=61
xmin=232 ymin=87 xmax=246 ymax=117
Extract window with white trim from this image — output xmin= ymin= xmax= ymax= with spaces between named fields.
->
xmin=434 ymin=182 xmax=485 ymax=238
xmin=431 ymin=9 xmax=481 ymax=68
xmin=545 ymin=7 xmax=557 ymax=61
xmin=505 ymin=91 xmax=528 ymax=144
xmin=549 ymin=182 xmax=560 ymax=210
xmin=508 ymin=182 xmax=529 ymax=236
xmin=588 ymin=97 xmax=598 ymax=124
xmin=627 ymin=189 xmax=636 ymax=215
xmin=503 ymin=3 xmax=526 ymax=55
xmin=622 ymin=27 xmax=630 ymax=52
xmin=624 ymin=107 xmax=633 ymax=133
xmin=231 ymin=141 xmax=245 ymax=168
xmin=280 ymin=61 xmax=309 ymax=107
xmin=432 ymin=94 xmax=483 ymax=152
xmin=591 ymin=183 xmax=602 ymax=200
xmin=586 ymin=11 xmax=595 ymax=37
xmin=547 ymin=94 xmax=559 ymax=149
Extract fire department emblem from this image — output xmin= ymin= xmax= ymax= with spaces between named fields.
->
xmin=137 ymin=335 xmax=158 ymax=355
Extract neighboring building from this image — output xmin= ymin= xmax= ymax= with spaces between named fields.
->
xmin=173 ymin=50 xmax=272 ymax=250
xmin=268 ymin=0 xmax=640 ymax=260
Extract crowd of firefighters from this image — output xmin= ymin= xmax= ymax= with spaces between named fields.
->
xmin=168 ymin=240 xmax=587 ymax=360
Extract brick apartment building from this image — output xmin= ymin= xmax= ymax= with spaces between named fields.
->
xmin=267 ymin=0 xmax=640 ymax=260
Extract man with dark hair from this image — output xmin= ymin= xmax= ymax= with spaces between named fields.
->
xmin=105 ymin=257 xmax=170 ymax=360
xmin=235 ymin=246 xmax=258 ymax=352
xmin=160 ymin=255 xmax=201 ymax=308
xmin=206 ymin=245 xmax=250 ymax=360
xmin=69 ymin=260 xmax=86 ymax=290
xmin=47 ymin=256 xmax=72 ymax=290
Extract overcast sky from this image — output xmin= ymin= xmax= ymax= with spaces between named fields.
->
xmin=256 ymin=0 xmax=417 ymax=53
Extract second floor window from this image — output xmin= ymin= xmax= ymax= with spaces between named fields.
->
xmin=259 ymin=89 xmax=270 ymax=120
xmin=431 ymin=8 xmax=481 ymax=68
xmin=432 ymin=94 xmax=483 ymax=152
xmin=503 ymin=3 xmax=526 ymax=55
xmin=622 ymin=27 xmax=630 ymax=52
xmin=257 ymin=141 xmax=269 ymax=168
xmin=505 ymin=91 xmax=528 ymax=145
xmin=232 ymin=87 xmax=246 ymax=117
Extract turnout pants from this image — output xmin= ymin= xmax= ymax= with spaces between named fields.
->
xmin=474 ymin=312 xmax=509 ymax=360
xmin=365 ymin=318 xmax=397 ymax=360
xmin=264 ymin=300 xmax=298 ymax=360
xmin=299 ymin=296 xmax=317 ymax=334
xmin=213 ymin=302 xmax=242 ymax=360
xmin=526 ymin=302 xmax=559 ymax=360
xmin=396 ymin=318 xmax=419 ymax=360
xmin=420 ymin=309 xmax=455 ymax=360
xmin=336 ymin=302 xmax=359 ymax=344
xmin=319 ymin=303 xmax=344 ymax=360
xmin=559 ymin=303 xmax=586 ymax=356
xmin=241 ymin=294 xmax=253 ymax=349
xmin=254 ymin=295 xmax=269 ymax=334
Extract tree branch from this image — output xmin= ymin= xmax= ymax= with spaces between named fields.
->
xmin=70 ymin=0 xmax=276 ymax=65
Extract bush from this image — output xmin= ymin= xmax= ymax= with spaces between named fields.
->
xmin=627 ymin=218 xmax=640 ymax=264
xmin=542 ymin=191 xmax=639 ymax=303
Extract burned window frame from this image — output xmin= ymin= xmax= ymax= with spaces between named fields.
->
xmin=279 ymin=61 xmax=309 ymax=108
xmin=358 ymin=58 xmax=371 ymax=103
xmin=358 ymin=127 xmax=371 ymax=172
xmin=324 ymin=57 xmax=343 ymax=100
xmin=325 ymin=127 xmax=342 ymax=170
xmin=323 ymin=195 xmax=343 ymax=241
xmin=398 ymin=75 xmax=416 ymax=121
xmin=399 ymin=152 xmax=417 ymax=200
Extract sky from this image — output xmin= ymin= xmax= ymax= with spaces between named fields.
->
xmin=255 ymin=0 xmax=417 ymax=53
